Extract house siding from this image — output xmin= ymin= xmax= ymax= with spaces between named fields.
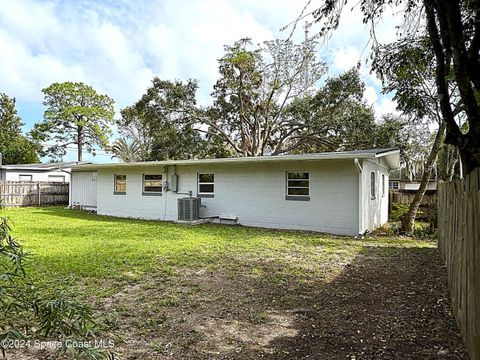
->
xmin=70 ymin=171 xmax=97 ymax=207
xmin=1 ymin=169 xmax=71 ymax=182
xmin=95 ymin=160 xmax=360 ymax=235
xmin=360 ymin=158 xmax=389 ymax=232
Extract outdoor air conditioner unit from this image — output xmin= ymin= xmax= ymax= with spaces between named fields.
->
xmin=178 ymin=197 xmax=201 ymax=221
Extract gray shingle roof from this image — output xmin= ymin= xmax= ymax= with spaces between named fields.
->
xmin=0 ymin=161 xmax=88 ymax=170
xmin=72 ymin=148 xmax=401 ymax=171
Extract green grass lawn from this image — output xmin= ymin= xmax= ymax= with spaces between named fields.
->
xmin=3 ymin=206 xmax=461 ymax=360
xmin=4 ymin=206 xmax=431 ymax=294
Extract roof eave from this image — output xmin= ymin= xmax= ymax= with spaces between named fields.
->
xmin=71 ymin=153 xmax=393 ymax=172
xmin=374 ymin=150 xmax=401 ymax=169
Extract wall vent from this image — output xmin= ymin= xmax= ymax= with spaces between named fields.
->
xmin=178 ymin=197 xmax=201 ymax=221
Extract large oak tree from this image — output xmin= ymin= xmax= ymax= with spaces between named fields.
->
xmin=119 ymin=38 xmax=327 ymax=159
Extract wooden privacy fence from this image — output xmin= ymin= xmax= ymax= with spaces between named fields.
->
xmin=0 ymin=181 xmax=69 ymax=207
xmin=438 ymin=168 xmax=480 ymax=359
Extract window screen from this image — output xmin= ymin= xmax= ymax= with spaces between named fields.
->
xmin=114 ymin=174 xmax=126 ymax=194
xmin=143 ymin=174 xmax=162 ymax=194
xmin=198 ymin=173 xmax=214 ymax=194
xmin=287 ymin=172 xmax=310 ymax=197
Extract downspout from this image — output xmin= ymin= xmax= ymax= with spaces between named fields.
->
xmin=163 ymin=165 xmax=169 ymax=220
xmin=354 ymin=158 xmax=364 ymax=236
xmin=57 ymin=166 xmax=72 ymax=207
xmin=68 ymin=172 xmax=72 ymax=208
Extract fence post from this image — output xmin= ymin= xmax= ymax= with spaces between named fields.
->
xmin=38 ymin=183 xmax=41 ymax=206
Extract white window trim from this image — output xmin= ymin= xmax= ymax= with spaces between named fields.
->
xmin=19 ymin=174 xmax=32 ymax=181
xmin=198 ymin=173 xmax=215 ymax=197
xmin=382 ymin=174 xmax=385 ymax=197
xmin=114 ymin=174 xmax=126 ymax=195
xmin=389 ymin=181 xmax=400 ymax=190
xmin=142 ymin=174 xmax=163 ymax=196
xmin=48 ymin=175 xmax=66 ymax=182
xmin=286 ymin=172 xmax=310 ymax=201
xmin=370 ymin=172 xmax=376 ymax=200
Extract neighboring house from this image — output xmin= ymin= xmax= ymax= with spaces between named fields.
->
xmin=69 ymin=149 xmax=400 ymax=236
xmin=388 ymin=178 xmax=437 ymax=192
xmin=388 ymin=175 xmax=437 ymax=221
xmin=0 ymin=161 xmax=85 ymax=182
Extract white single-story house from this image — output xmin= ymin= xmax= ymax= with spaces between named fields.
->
xmin=0 ymin=161 xmax=84 ymax=182
xmin=69 ymin=148 xmax=400 ymax=236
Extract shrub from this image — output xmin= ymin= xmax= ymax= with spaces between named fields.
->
xmin=389 ymin=202 xmax=410 ymax=222
xmin=412 ymin=221 xmax=436 ymax=239
xmin=374 ymin=221 xmax=402 ymax=236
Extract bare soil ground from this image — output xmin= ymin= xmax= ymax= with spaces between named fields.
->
xmin=97 ymin=244 xmax=466 ymax=359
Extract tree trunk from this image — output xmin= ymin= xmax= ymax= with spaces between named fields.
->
xmin=457 ymin=142 xmax=480 ymax=175
xmin=401 ymin=121 xmax=446 ymax=233
xmin=445 ymin=145 xmax=458 ymax=181
xmin=425 ymin=0 xmax=480 ymax=175
xmin=77 ymin=126 xmax=83 ymax=162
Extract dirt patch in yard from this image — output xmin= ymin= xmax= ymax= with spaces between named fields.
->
xmin=96 ymin=243 xmax=466 ymax=359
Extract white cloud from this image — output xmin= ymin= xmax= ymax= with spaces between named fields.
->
xmin=144 ymin=0 xmax=275 ymax=103
xmin=364 ymin=85 xmax=379 ymax=105
xmin=375 ymin=97 xmax=399 ymax=117
xmin=331 ymin=46 xmax=362 ymax=72
xmin=0 ymin=0 xmax=402 ymax=161
xmin=0 ymin=0 xmax=280 ymax=108
xmin=309 ymin=2 xmax=403 ymax=119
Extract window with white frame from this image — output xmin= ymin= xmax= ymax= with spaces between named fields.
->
xmin=48 ymin=175 xmax=65 ymax=182
xmin=198 ymin=173 xmax=214 ymax=197
xmin=143 ymin=174 xmax=162 ymax=195
xmin=286 ymin=172 xmax=310 ymax=200
xmin=19 ymin=174 xmax=32 ymax=181
xmin=114 ymin=174 xmax=126 ymax=194
xmin=389 ymin=181 xmax=400 ymax=190
xmin=382 ymin=174 xmax=385 ymax=197
xmin=370 ymin=172 xmax=376 ymax=200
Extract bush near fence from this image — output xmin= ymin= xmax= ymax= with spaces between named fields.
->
xmin=0 ymin=181 xmax=69 ymax=207
xmin=438 ymin=168 xmax=480 ymax=359
xmin=388 ymin=190 xmax=436 ymax=220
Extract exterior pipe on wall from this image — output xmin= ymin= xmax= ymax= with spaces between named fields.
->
xmin=354 ymin=158 xmax=363 ymax=173
xmin=354 ymin=158 xmax=364 ymax=237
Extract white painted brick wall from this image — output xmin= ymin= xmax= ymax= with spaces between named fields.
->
xmin=360 ymin=158 xmax=389 ymax=232
xmin=95 ymin=160 xmax=360 ymax=235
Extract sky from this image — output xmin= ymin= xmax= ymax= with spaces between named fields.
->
xmin=0 ymin=0 xmax=402 ymax=162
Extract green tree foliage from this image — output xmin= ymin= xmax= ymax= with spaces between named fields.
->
xmin=118 ymin=37 xmax=327 ymax=159
xmin=108 ymin=138 xmax=146 ymax=163
xmin=286 ymin=68 xmax=411 ymax=154
xmin=118 ymin=81 xmax=234 ymax=160
xmin=209 ymin=38 xmax=326 ymax=156
xmin=0 ymin=94 xmax=39 ymax=164
xmin=304 ymin=0 xmax=480 ymax=173
xmin=288 ymin=68 xmax=377 ymax=152
xmin=30 ymin=83 xmax=115 ymax=162
xmin=373 ymin=37 xmax=439 ymax=119
xmin=373 ymin=37 xmax=463 ymax=233
xmin=119 ymin=42 xmax=413 ymax=161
